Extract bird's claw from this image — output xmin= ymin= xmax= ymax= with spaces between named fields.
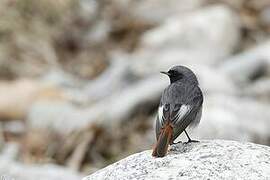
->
xmin=184 ymin=140 xmax=199 ymax=144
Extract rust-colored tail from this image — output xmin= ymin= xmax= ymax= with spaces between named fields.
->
xmin=152 ymin=123 xmax=173 ymax=157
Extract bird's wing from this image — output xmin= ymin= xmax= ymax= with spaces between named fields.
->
xmin=155 ymin=84 xmax=203 ymax=141
xmin=171 ymin=88 xmax=203 ymax=141
xmin=156 ymin=101 xmax=192 ymax=138
xmin=156 ymin=103 xmax=192 ymax=139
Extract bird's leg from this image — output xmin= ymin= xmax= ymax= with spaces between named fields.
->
xmin=170 ymin=124 xmax=182 ymax=145
xmin=184 ymin=130 xmax=199 ymax=143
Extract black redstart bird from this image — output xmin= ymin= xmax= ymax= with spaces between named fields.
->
xmin=152 ymin=65 xmax=203 ymax=157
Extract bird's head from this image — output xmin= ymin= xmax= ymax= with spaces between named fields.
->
xmin=161 ymin=66 xmax=198 ymax=85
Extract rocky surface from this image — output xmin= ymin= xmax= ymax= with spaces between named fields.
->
xmin=84 ymin=140 xmax=270 ymax=180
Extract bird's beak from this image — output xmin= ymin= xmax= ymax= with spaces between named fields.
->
xmin=160 ymin=71 xmax=170 ymax=76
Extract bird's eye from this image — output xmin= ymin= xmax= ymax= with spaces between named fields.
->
xmin=169 ymin=70 xmax=182 ymax=77
xmin=168 ymin=70 xmax=175 ymax=75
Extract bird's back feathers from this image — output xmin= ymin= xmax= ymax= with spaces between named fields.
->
xmin=155 ymin=82 xmax=203 ymax=141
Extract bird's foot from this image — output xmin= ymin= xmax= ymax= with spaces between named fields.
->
xmin=184 ymin=139 xmax=199 ymax=144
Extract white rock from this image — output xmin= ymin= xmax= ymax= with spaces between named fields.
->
xmin=0 ymin=143 xmax=19 ymax=161
xmin=27 ymin=100 xmax=84 ymax=134
xmin=0 ymin=159 xmax=83 ymax=180
xmin=83 ymin=140 xmax=270 ymax=180
xmin=129 ymin=0 xmax=205 ymax=23
xmin=243 ymin=78 xmax=270 ymax=100
xmin=2 ymin=121 xmax=26 ymax=137
xmin=79 ymin=0 xmax=99 ymax=21
xmin=219 ymin=40 xmax=270 ymax=84
xmin=83 ymin=58 xmax=131 ymax=102
xmin=129 ymin=50 xmax=216 ymax=77
xmin=40 ymin=69 xmax=85 ymax=88
xmin=86 ymin=20 xmax=111 ymax=44
xmin=193 ymin=95 xmax=270 ymax=145
xmin=128 ymin=5 xmax=240 ymax=78
xmin=140 ymin=5 xmax=240 ymax=62
xmin=192 ymin=65 xmax=237 ymax=95
xmin=27 ymin=75 xmax=167 ymax=134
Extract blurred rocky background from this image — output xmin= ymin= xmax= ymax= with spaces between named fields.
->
xmin=0 ymin=0 xmax=270 ymax=179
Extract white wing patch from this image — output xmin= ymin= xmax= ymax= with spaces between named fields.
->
xmin=158 ymin=104 xmax=191 ymax=125
xmin=174 ymin=104 xmax=191 ymax=123
xmin=158 ymin=106 xmax=163 ymax=125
